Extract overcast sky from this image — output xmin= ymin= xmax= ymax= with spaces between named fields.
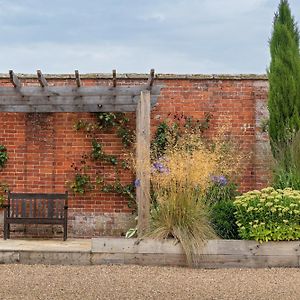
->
xmin=0 ymin=0 xmax=300 ymax=75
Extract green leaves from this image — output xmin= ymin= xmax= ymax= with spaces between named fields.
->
xmin=0 ymin=145 xmax=8 ymax=169
xmin=70 ymin=174 xmax=93 ymax=194
xmin=268 ymin=0 xmax=300 ymax=165
xmin=234 ymin=187 xmax=300 ymax=242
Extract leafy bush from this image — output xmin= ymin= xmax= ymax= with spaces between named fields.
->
xmin=205 ymin=179 xmax=240 ymax=240
xmin=210 ymin=200 xmax=239 ymax=239
xmin=205 ymin=180 xmax=238 ymax=205
xmin=234 ymin=187 xmax=300 ymax=242
xmin=273 ymin=130 xmax=300 ymax=190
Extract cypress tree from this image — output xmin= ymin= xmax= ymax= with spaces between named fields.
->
xmin=268 ymin=0 xmax=300 ymax=165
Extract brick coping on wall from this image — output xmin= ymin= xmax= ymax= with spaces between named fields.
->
xmin=0 ymin=73 xmax=268 ymax=80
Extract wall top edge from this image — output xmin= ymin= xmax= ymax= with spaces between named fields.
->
xmin=0 ymin=73 xmax=268 ymax=80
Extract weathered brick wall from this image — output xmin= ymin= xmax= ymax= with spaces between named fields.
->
xmin=0 ymin=74 xmax=271 ymax=238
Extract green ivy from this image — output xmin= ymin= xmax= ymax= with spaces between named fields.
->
xmin=151 ymin=113 xmax=211 ymax=159
xmin=0 ymin=145 xmax=8 ymax=169
xmin=101 ymin=181 xmax=136 ymax=210
xmin=91 ymin=139 xmax=118 ymax=165
xmin=70 ymin=173 xmax=93 ymax=195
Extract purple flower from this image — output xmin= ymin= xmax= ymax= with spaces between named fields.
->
xmin=211 ymin=175 xmax=227 ymax=186
xmin=153 ymin=161 xmax=169 ymax=173
xmin=134 ymin=179 xmax=141 ymax=187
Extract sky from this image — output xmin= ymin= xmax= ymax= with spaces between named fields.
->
xmin=0 ymin=0 xmax=300 ymax=75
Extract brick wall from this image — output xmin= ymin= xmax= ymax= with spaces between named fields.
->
xmin=0 ymin=74 xmax=271 ymax=238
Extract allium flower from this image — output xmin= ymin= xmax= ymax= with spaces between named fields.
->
xmin=134 ymin=179 xmax=140 ymax=187
xmin=152 ymin=159 xmax=169 ymax=173
xmin=211 ymin=175 xmax=227 ymax=186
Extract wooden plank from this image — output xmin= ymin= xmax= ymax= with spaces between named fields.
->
xmin=195 ymin=254 xmax=299 ymax=269
xmin=92 ymin=238 xmax=183 ymax=254
xmin=0 ymin=85 xmax=163 ymax=97
xmin=203 ymin=240 xmax=300 ymax=256
xmin=0 ymin=104 xmax=138 ymax=112
xmin=0 ymin=95 xmax=158 ymax=105
xmin=75 ymin=70 xmax=81 ymax=87
xmin=9 ymin=70 xmax=21 ymax=88
xmin=136 ymin=90 xmax=151 ymax=236
xmin=37 ymin=70 xmax=48 ymax=87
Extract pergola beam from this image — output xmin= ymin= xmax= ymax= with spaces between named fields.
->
xmin=75 ymin=70 xmax=81 ymax=88
xmin=147 ymin=69 xmax=155 ymax=89
xmin=0 ymin=85 xmax=162 ymax=97
xmin=37 ymin=70 xmax=48 ymax=88
xmin=9 ymin=70 xmax=21 ymax=89
xmin=0 ymin=70 xmax=162 ymax=113
xmin=112 ymin=69 xmax=117 ymax=87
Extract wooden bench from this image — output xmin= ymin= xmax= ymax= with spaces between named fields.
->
xmin=3 ymin=192 xmax=68 ymax=240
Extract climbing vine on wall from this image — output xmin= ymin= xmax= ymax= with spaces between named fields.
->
xmin=70 ymin=112 xmax=136 ymax=205
xmin=0 ymin=145 xmax=8 ymax=169
xmin=69 ymin=111 xmax=211 ymax=211
xmin=0 ymin=144 xmax=8 ymax=207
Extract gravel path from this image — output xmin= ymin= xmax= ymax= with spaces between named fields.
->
xmin=0 ymin=265 xmax=299 ymax=300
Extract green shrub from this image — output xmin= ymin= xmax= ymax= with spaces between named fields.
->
xmin=210 ymin=200 xmax=239 ymax=239
xmin=205 ymin=180 xmax=238 ymax=205
xmin=234 ymin=187 xmax=300 ymax=242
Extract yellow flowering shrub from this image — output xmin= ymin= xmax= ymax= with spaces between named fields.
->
xmin=234 ymin=187 xmax=300 ymax=242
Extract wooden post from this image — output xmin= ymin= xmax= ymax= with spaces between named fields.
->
xmin=136 ymin=90 xmax=151 ymax=236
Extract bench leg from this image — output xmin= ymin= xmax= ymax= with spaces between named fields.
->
xmin=63 ymin=215 xmax=68 ymax=241
xmin=3 ymin=223 xmax=9 ymax=240
xmin=63 ymin=222 xmax=67 ymax=241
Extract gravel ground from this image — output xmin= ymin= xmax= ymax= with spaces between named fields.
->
xmin=0 ymin=265 xmax=299 ymax=300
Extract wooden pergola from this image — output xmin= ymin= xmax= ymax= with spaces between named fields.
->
xmin=0 ymin=69 xmax=163 ymax=236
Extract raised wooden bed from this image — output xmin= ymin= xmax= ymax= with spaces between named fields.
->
xmin=92 ymin=238 xmax=300 ymax=268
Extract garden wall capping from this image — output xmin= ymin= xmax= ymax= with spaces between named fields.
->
xmin=0 ymin=73 xmax=268 ymax=80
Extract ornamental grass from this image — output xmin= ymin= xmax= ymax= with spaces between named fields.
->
xmin=148 ymin=129 xmax=241 ymax=266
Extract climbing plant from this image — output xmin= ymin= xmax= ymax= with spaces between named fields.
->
xmin=70 ymin=112 xmax=211 ymax=212
xmin=0 ymin=145 xmax=8 ymax=207
xmin=70 ymin=112 xmax=136 ymax=204
xmin=0 ymin=145 xmax=8 ymax=169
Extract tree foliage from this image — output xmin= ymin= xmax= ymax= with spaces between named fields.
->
xmin=268 ymin=0 xmax=300 ymax=165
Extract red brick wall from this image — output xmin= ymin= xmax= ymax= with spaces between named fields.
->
xmin=0 ymin=74 xmax=271 ymax=237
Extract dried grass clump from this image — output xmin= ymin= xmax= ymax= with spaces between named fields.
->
xmin=148 ymin=128 xmax=242 ymax=266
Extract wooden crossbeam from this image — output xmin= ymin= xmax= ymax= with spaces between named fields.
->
xmin=0 ymin=85 xmax=163 ymax=97
xmin=147 ymin=69 xmax=155 ymax=88
xmin=0 ymin=71 xmax=163 ymax=112
xmin=75 ymin=70 xmax=81 ymax=87
xmin=9 ymin=70 xmax=21 ymax=89
xmin=0 ymin=104 xmax=137 ymax=113
xmin=37 ymin=70 xmax=48 ymax=88
xmin=112 ymin=69 xmax=117 ymax=87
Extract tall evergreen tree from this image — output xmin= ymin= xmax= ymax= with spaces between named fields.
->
xmin=268 ymin=0 xmax=300 ymax=165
